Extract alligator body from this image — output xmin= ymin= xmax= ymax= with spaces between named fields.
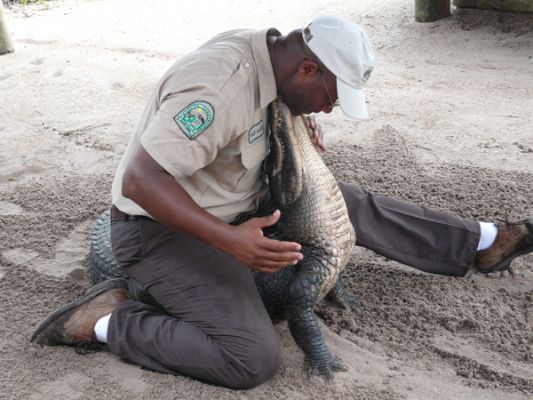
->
xmin=253 ymin=99 xmax=356 ymax=380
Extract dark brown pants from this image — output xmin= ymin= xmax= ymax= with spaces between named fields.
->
xmin=338 ymin=182 xmax=480 ymax=276
xmin=107 ymin=182 xmax=480 ymax=388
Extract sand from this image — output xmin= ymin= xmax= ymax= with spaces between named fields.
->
xmin=0 ymin=0 xmax=532 ymax=399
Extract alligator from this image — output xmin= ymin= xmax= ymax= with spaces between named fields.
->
xmin=252 ymin=99 xmax=356 ymax=379
xmin=89 ymin=99 xmax=357 ymax=381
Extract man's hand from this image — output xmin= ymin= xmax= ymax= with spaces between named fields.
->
xmin=222 ymin=210 xmax=303 ymax=273
xmin=306 ymin=115 xmax=326 ymax=152
xmin=123 ymin=145 xmax=302 ymax=274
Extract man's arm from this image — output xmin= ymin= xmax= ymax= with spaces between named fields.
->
xmin=122 ymin=145 xmax=303 ymax=273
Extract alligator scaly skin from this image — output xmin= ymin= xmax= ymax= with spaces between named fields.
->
xmin=254 ymin=99 xmax=356 ymax=380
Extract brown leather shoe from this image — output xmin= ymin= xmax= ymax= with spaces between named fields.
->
xmin=31 ymin=279 xmax=128 ymax=346
xmin=474 ymin=217 xmax=533 ymax=274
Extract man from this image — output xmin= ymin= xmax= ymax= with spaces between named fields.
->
xmin=31 ymin=16 xmax=533 ymax=389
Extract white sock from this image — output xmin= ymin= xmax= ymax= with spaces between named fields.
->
xmin=477 ymin=222 xmax=498 ymax=251
xmin=94 ymin=313 xmax=112 ymax=343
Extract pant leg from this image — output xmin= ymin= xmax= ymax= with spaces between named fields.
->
xmin=108 ymin=216 xmax=280 ymax=390
xmin=338 ymin=182 xmax=480 ymax=276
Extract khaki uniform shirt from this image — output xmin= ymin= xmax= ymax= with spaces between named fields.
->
xmin=112 ymin=28 xmax=280 ymax=223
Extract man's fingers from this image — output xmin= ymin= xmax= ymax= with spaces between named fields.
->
xmin=307 ymin=115 xmax=316 ymax=129
xmin=305 ymin=115 xmax=326 ymax=152
xmin=260 ymin=235 xmax=302 ymax=253
xmin=314 ymin=131 xmax=322 ymax=144
xmin=252 ymin=257 xmax=300 ymax=273
xmin=259 ymin=247 xmax=303 ymax=263
xmin=238 ymin=211 xmax=305 ymax=272
xmin=314 ymin=124 xmax=326 ymax=151
xmin=245 ymin=236 xmax=303 ymax=269
xmin=253 ymin=209 xmax=281 ymax=229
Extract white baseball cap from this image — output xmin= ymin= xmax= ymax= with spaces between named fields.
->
xmin=302 ymin=16 xmax=375 ymax=119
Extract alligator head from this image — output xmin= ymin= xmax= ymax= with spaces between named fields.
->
xmin=266 ymin=99 xmax=305 ymax=207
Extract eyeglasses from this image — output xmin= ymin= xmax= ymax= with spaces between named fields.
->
xmin=319 ymin=70 xmax=340 ymax=109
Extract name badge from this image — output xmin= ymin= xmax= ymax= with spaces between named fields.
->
xmin=248 ymin=120 xmax=264 ymax=143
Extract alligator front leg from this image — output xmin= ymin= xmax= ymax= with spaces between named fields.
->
xmin=286 ymin=270 xmax=348 ymax=381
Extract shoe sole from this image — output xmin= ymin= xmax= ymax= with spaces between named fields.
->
xmin=479 ymin=217 xmax=533 ymax=274
xmin=31 ymin=278 xmax=128 ymax=343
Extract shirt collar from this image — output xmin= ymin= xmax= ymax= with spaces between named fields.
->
xmin=251 ymin=28 xmax=280 ymax=109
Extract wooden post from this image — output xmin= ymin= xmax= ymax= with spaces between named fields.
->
xmin=415 ymin=0 xmax=451 ymax=22
xmin=0 ymin=2 xmax=15 ymax=55
xmin=454 ymin=0 xmax=533 ymax=12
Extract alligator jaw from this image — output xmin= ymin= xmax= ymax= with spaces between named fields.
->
xmin=267 ymin=100 xmax=304 ymax=207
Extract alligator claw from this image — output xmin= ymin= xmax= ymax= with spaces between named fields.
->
xmin=308 ymin=365 xmax=334 ymax=383
xmin=306 ymin=354 xmax=348 ymax=382
xmin=331 ymin=292 xmax=358 ymax=310
xmin=325 ymin=279 xmax=358 ymax=310
xmin=330 ymin=355 xmax=348 ymax=372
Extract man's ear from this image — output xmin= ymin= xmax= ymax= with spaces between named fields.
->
xmin=298 ymin=60 xmax=320 ymax=77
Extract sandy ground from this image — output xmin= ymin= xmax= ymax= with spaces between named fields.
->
xmin=1 ymin=0 xmax=532 ymax=399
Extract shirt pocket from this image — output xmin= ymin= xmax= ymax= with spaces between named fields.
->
xmin=220 ymin=58 xmax=253 ymax=103
xmin=231 ymin=132 xmax=269 ymax=193
xmin=241 ymin=132 xmax=269 ymax=170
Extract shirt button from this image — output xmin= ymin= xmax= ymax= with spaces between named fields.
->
xmin=244 ymin=62 xmax=250 ymax=68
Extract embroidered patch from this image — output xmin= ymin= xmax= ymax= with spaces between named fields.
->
xmin=174 ymin=101 xmax=215 ymax=140
xmin=248 ymin=120 xmax=264 ymax=143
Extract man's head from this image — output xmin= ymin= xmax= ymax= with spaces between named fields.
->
xmin=272 ymin=16 xmax=375 ymax=119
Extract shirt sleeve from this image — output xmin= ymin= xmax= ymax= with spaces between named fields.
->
xmin=140 ymin=87 xmax=234 ymax=179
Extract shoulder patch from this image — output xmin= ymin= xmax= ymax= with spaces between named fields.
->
xmin=174 ymin=101 xmax=215 ymax=140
